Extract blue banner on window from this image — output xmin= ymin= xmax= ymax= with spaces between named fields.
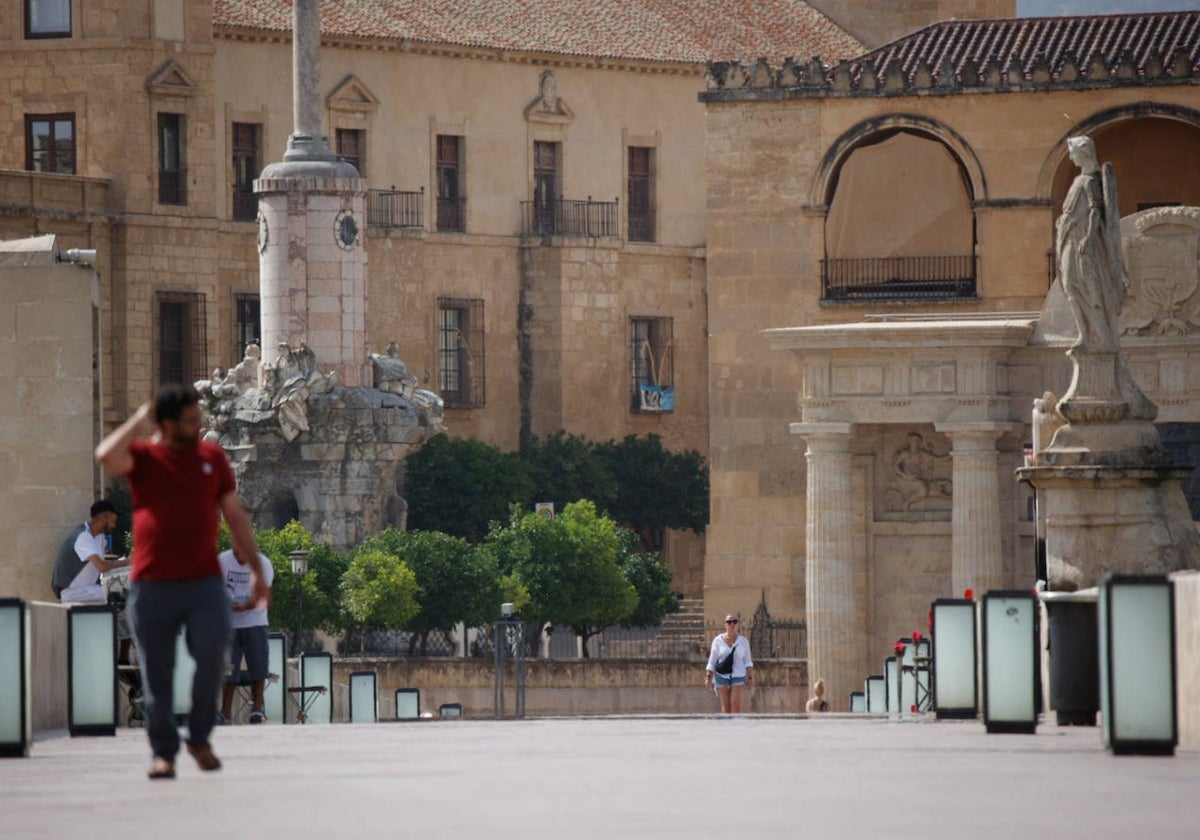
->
xmin=638 ymin=384 xmax=675 ymax=412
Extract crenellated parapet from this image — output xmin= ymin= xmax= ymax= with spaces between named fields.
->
xmin=703 ymin=46 xmax=1197 ymax=101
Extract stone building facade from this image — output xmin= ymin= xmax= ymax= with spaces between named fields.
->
xmin=0 ymin=0 xmax=870 ymax=601
xmin=702 ymin=12 xmax=1200 ymax=702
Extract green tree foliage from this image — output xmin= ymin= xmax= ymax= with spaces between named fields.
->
xmin=251 ymin=521 xmax=350 ymax=637
xmin=484 ymin=500 xmax=636 ymax=654
xmin=596 ymin=434 xmax=709 ymax=549
xmin=521 ymin=431 xmax=617 ymax=513
xmin=404 ymin=434 xmax=534 ymax=542
xmin=614 ymin=528 xmax=680 ymax=629
xmin=340 ymin=548 xmax=420 ymax=651
xmin=357 ymin=528 xmax=503 ymax=654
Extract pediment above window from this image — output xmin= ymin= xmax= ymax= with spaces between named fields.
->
xmin=145 ymin=60 xmax=198 ymax=98
xmin=327 ymin=75 xmax=380 ymax=114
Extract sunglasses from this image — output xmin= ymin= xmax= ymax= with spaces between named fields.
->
xmin=725 ymin=619 xmax=738 ymax=624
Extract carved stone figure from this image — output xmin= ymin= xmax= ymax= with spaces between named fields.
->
xmin=538 ymin=70 xmax=559 ymax=113
xmin=371 ymin=341 xmax=418 ymax=398
xmin=1056 ymin=136 xmax=1122 ymax=355
xmin=885 ymin=432 xmax=951 ymax=511
xmin=269 ymin=342 xmax=335 ymax=442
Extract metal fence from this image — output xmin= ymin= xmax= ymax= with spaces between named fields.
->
xmin=368 ymin=188 xmax=424 ymax=229
xmin=748 ymin=597 xmax=807 ymax=660
xmin=521 ymin=197 xmax=619 ymax=237
xmin=822 ymin=254 xmax=976 ymax=301
xmin=339 ymin=627 xmax=457 ymax=657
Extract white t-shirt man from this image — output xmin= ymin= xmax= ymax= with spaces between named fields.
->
xmin=217 ymin=549 xmax=275 ymax=629
xmin=59 ymin=526 xmax=111 ymax=602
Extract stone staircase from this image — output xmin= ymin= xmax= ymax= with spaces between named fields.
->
xmin=653 ymin=597 xmax=707 ymax=658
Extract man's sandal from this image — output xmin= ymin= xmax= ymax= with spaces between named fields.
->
xmin=147 ymin=758 xmax=175 ymax=780
xmin=186 ymin=742 xmax=222 ymax=772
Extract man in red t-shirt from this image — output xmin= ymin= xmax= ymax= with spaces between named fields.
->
xmin=97 ymin=383 xmax=269 ymax=780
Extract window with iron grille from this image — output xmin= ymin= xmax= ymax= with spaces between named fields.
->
xmin=231 ymin=122 xmax=261 ymax=221
xmin=234 ymin=293 xmax=261 ymax=361
xmin=336 ymin=128 xmax=365 ymax=176
xmin=25 ymin=0 xmax=70 ymax=38
xmin=158 ymin=113 xmax=186 ymax=205
xmin=25 ymin=114 xmax=75 ymax=173
xmin=437 ymin=297 xmax=485 ymax=408
xmin=630 ymin=317 xmax=674 ymax=412
xmin=157 ymin=291 xmax=207 ymax=387
xmin=628 ymin=147 xmax=655 ymax=242
xmin=436 ymin=135 xmax=465 ymax=232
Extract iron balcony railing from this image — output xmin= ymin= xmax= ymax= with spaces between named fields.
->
xmin=436 ymin=195 xmax=466 ymax=232
xmin=628 ymin=208 xmax=655 ymax=243
xmin=158 ymin=169 xmax=187 ymax=205
xmin=368 ymin=187 xmax=424 ymax=229
xmin=521 ymin=197 xmax=619 ymax=238
xmin=232 ymin=187 xmax=257 ymax=221
xmin=821 ymin=255 xmax=977 ymax=301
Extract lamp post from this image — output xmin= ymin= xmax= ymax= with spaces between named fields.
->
xmin=289 ymin=549 xmax=310 ymax=653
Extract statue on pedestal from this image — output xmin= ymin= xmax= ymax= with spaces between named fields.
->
xmin=1051 ymin=135 xmax=1156 ymax=435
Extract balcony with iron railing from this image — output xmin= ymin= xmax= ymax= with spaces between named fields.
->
xmin=821 ymin=255 xmax=977 ymax=301
xmin=158 ymin=169 xmax=187 ymax=205
xmin=232 ymin=186 xmax=257 ymax=221
xmin=436 ymin=195 xmax=466 ymax=232
xmin=521 ymin=197 xmax=619 ymax=238
xmin=368 ymin=187 xmax=424 ymax=229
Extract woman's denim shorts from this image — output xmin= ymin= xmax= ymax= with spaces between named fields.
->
xmin=714 ymin=673 xmax=746 ymax=687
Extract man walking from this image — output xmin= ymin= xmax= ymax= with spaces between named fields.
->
xmin=218 ymin=547 xmax=275 ymax=724
xmin=97 ymin=384 xmax=269 ymax=780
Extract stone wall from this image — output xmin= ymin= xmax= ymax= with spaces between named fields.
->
xmin=330 ymin=656 xmax=808 ymax=719
xmin=0 ymin=237 xmax=100 ymax=603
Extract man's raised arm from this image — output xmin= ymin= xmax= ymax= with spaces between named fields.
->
xmin=96 ymin=402 xmax=155 ymax=478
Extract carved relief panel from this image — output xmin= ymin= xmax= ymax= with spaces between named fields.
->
xmin=873 ymin=426 xmax=953 ymax=521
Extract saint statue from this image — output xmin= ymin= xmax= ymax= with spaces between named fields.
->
xmin=1056 ymin=136 xmax=1123 ymax=354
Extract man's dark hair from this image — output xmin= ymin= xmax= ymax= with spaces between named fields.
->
xmin=90 ymin=499 xmax=117 ymax=518
xmin=154 ymin=383 xmax=201 ymax=423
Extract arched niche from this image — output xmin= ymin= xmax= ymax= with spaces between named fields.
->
xmin=1039 ymin=103 xmax=1200 ymax=214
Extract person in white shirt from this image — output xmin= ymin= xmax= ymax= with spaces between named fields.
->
xmin=704 ymin=613 xmax=755 ymax=713
xmin=217 ymin=549 xmax=275 ymax=724
xmin=52 ymin=500 xmax=126 ymax=602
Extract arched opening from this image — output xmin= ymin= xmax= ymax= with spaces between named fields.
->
xmin=823 ymin=129 xmax=976 ymax=301
xmin=1050 ymin=117 xmax=1200 ymax=215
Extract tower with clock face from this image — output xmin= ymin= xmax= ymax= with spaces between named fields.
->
xmin=253 ymin=0 xmax=369 ymax=388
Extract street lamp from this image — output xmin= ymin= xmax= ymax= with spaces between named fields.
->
xmin=290 ymin=549 xmax=310 ymax=653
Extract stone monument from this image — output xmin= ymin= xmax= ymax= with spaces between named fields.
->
xmin=197 ymin=0 xmax=443 ymax=549
xmin=1019 ymin=135 xmax=1200 ymax=590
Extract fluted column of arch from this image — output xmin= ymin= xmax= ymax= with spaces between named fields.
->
xmin=937 ymin=424 xmax=1010 ymax=598
xmin=795 ymin=423 xmax=861 ymax=711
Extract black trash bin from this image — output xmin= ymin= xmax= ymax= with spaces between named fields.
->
xmin=1043 ymin=592 xmax=1099 ymax=726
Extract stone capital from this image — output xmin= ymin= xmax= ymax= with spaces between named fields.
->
xmin=935 ymin=421 xmax=1022 ymax=450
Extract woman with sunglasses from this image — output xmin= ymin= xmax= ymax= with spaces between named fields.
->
xmin=704 ymin=613 xmax=754 ymax=713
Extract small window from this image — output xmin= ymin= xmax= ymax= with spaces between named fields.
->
xmin=26 ymin=0 xmax=71 ymax=38
xmin=630 ymin=317 xmax=674 ymax=412
xmin=234 ymin=294 xmax=261 ymax=361
xmin=436 ymin=135 xmax=465 ymax=232
xmin=157 ymin=291 xmax=207 ymax=387
xmin=158 ymin=113 xmax=187 ymax=205
xmin=437 ymin=297 xmax=485 ymax=408
xmin=25 ymin=114 xmax=75 ymax=174
xmin=628 ymin=147 xmax=655 ymax=242
xmin=231 ymin=122 xmax=261 ymax=221
xmin=336 ymin=128 xmax=365 ymax=176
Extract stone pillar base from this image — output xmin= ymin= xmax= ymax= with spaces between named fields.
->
xmin=1019 ymin=465 xmax=1200 ymax=591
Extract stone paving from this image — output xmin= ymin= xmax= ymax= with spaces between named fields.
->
xmin=2 ymin=716 xmax=1199 ymax=839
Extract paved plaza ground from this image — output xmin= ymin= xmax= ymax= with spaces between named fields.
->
xmin=2 ymin=715 xmax=1198 ymax=839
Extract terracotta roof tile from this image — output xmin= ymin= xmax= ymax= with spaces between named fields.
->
xmin=853 ymin=11 xmax=1200 ymax=84
xmin=213 ymin=0 xmax=864 ymax=63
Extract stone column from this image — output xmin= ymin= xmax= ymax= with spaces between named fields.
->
xmin=937 ymin=423 xmax=1013 ymax=597
xmin=794 ymin=422 xmax=862 ymax=711
xmin=285 ymin=0 xmax=331 ymax=161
